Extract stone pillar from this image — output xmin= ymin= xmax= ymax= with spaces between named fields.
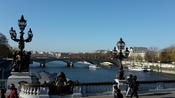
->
xmin=70 ymin=62 xmax=74 ymax=67
xmin=40 ymin=63 xmax=46 ymax=68
xmin=7 ymin=72 xmax=32 ymax=90
xmin=67 ymin=62 xmax=74 ymax=68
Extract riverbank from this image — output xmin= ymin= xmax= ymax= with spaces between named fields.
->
xmin=152 ymin=69 xmax=175 ymax=74
xmin=122 ymin=60 xmax=175 ymax=74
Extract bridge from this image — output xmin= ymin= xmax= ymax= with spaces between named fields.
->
xmin=31 ymin=56 xmax=119 ymax=68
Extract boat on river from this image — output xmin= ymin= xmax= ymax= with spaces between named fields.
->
xmin=89 ymin=64 xmax=100 ymax=69
xmin=128 ymin=66 xmax=152 ymax=72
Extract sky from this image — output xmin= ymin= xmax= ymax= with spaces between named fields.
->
xmin=0 ymin=0 xmax=175 ymax=52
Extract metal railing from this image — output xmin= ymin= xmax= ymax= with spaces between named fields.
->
xmin=138 ymin=80 xmax=175 ymax=93
xmin=74 ymin=80 xmax=175 ymax=96
xmin=0 ymin=79 xmax=7 ymax=89
xmin=75 ymin=82 xmax=115 ymax=96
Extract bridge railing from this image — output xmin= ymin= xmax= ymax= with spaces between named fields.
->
xmin=137 ymin=80 xmax=175 ymax=93
xmin=67 ymin=80 xmax=175 ymax=96
xmin=0 ymin=79 xmax=7 ymax=89
xmin=75 ymin=82 xmax=115 ymax=96
xmin=18 ymin=80 xmax=175 ymax=97
xmin=19 ymin=82 xmax=115 ymax=98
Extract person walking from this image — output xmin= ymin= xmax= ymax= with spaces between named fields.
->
xmin=0 ymin=89 xmax=6 ymax=98
xmin=114 ymin=85 xmax=123 ymax=98
xmin=130 ymin=76 xmax=139 ymax=98
xmin=6 ymin=84 xmax=19 ymax=98
xmin=126 ymin=74 xmax=133 ymax=97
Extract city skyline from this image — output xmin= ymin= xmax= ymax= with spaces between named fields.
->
xmin=0 ymin=0 xmax=175 ymax=52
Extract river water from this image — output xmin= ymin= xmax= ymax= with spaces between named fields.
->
xmin=30 ymin=61 xmax=175 ymax=83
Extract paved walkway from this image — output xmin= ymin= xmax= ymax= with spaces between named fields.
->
xmin=84 ymin=91 xmax=175 ymax=98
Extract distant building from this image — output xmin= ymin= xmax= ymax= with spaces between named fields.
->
xmin=129 ymin=47 xmax=148 ymax=61
xmin=94 ymin=50 xmax=111 ymax=54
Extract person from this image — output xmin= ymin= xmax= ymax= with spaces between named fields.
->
xmin=126 ymin=74 xmax=133 ymax=97
xmin=114 ymin=84 xmax=123 ymax=98
xmin=55 ymin=72 xmax=67 ymax=95
xmin=0 ymin=89 xmax=6 ymax=98
xmin=55 ymin=72 xmax=67 ymax=85
xmin=130 ymin=76 xmax=139 ymax=98
xmin=7 ymin=84 xmax=19 ymax=98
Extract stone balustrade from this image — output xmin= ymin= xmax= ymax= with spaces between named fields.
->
xmin=19 ymin=82 xmax=114 ymax=98
xmin=19 ymin=84 xmax=82 ymax=98
xmin=18 ymin=80 xmax=175 ymax=98
xmin=19 ymin=84 xmax=49 ymax=98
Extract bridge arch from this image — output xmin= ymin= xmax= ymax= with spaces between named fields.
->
xmin=30 ymin=61 xmax=40 ymax=67
xmin=32 ymin=59 xmax=71 ymax=68
xmin=99 ymin=61 xmax=119 ymax=67
xmin=73 ymin=60 xmax=94 ymax=68
xmin=46 ymin=61 xmax=67 ymax=67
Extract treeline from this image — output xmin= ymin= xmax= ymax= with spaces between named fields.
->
xmin=160 ymin=46 xmax=175 ymax=63
xmin=144 ymin=46 xmax=175 ymax=63
xmin=61 ymin=52 xmax=113 ymax=60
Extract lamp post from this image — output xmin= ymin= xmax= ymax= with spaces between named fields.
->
xmin=158 ymin=61 xmax=162 ymax=72
xmin=9 ymin=15 xmax=33 ymax=72
xmin=113 ymin=38 xmax=130 ymax=80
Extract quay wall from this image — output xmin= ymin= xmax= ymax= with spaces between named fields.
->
xmin=122 ymin=60 xmax=175 ymax=74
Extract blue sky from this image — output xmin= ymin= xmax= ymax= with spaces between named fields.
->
xmin=0 ymin=0 xmax=175 ymax=52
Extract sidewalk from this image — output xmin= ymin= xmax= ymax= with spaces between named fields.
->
xmin=84 ymin=91 xmax=175 ymax=98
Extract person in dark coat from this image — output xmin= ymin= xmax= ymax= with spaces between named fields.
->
xmin=114 ymin=85 xmax=123 ymax=98
xmin=130 ymin=76 xmax=139 ymax=98
xmin=7 ymin=84 xmax=19 ymax=98
xmin=126 ymin=74 xmax=133 ymax=97
xmin=0 ymin=89 xmax=6 ymax=98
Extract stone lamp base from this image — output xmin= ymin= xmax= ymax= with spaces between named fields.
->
xmin=7 ymin=72 xmax=32 ymax=90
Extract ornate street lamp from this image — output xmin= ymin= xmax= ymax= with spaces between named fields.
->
xmin=9 ymin=15 xmax=33 ymax=72
xmin=113 ymin=38 xmax=130 ymax=80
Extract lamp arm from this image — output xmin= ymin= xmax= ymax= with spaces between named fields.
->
xmin=12 ymin=38 xmax=20 ymax=42
xmin=10 ymin=34 xmax=20 ymax=42
xmin=25 ymin=28 xmax=33 ymax=42
xmin=25 ymin=35 xmax=33 ymax=42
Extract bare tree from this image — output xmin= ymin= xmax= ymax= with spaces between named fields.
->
xmin=160 ymin=46 xmax=175 ymax=63
xmin=145 ymin=47 xmax=159 ymax=62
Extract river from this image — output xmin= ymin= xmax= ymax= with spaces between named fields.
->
xmin=30 ymin=61 xmax=175 ymax=83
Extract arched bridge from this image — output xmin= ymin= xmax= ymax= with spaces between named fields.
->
xmin=31 ymin=56 xmax=119 ymax=68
